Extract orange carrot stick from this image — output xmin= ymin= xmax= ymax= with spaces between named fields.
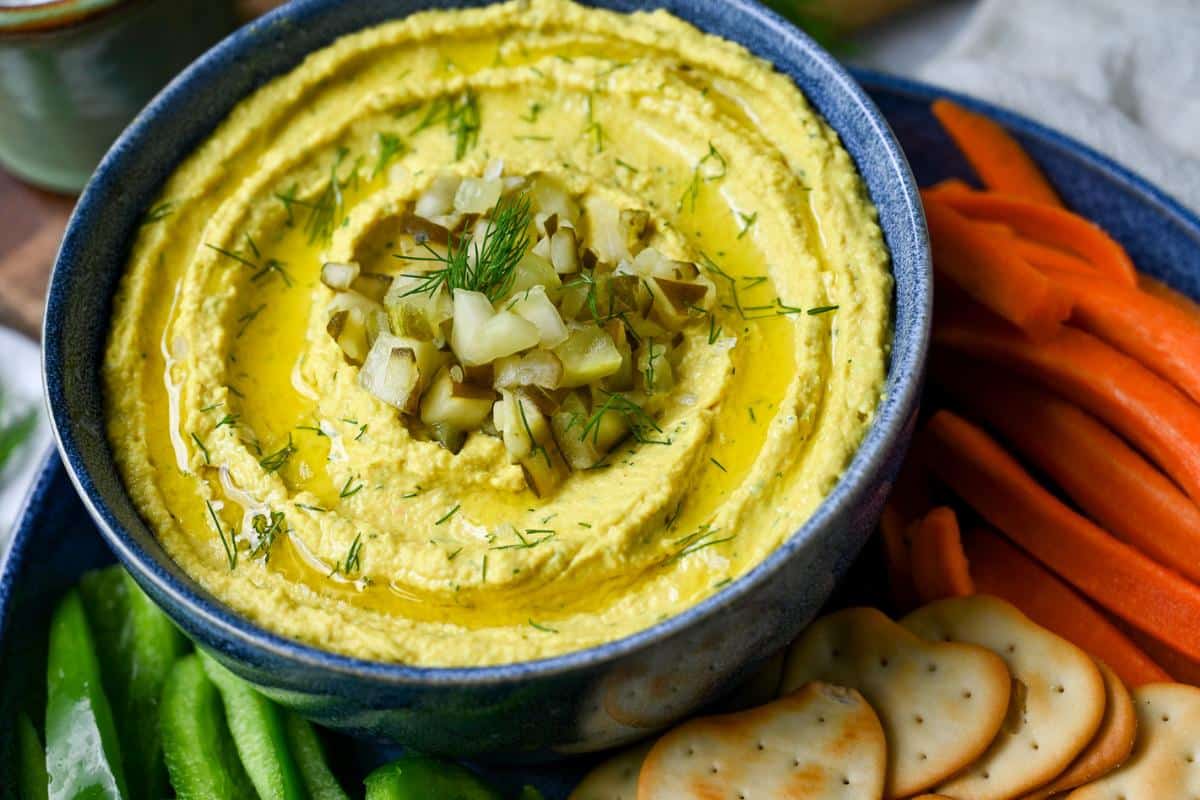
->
xmin=1013 ymin=237 xmax=1095 ymax=276
xmin=931 ymin=188 xmax=1138 ymax=287
xmin=1041 ymin=267 xmax=1200 ymax=406
xmin=931 ymin=99 xmax=1063 ymax=207
xmin=922 ymin=409 xmax=1200 ymax=662
xmin=880 ymin=458 xmax=932 ymax=612
xmin=909 ymin=506 xmax=974 ymax=604
xmin=932 ymin=356 xmax=1200 ymax=583
xmin=925 ymin=177 xmax=975 ymax=196
xmin=935 ymin=312 xmax=1200 ymax=506
xmin=1139 ymin=273 xmax=1200 ymax=325
xmin=963 ymin=526 xmax=1170 ymax=688
xmin=924 ymin=197 xmax=1072 ymax=341
xmin=1111 ymin=617 xmax=1200 ymax=686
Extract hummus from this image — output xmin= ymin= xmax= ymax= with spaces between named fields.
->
xmin=104 ymin=0 xmax=892 ymax=666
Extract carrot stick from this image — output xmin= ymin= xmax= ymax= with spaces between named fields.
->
xmin=922 ymin=409 xmax=1200 ymax=662
xmin=880 ymin=458 xmax=932 ymax=612
xmin=924 ymin=197 xmax=1072 ymax=341
xmin=1110 ymin=617 xmax=1200 ymax=686
xmin=909 ymin=506 xmax=974 ymax=603
xmin=925 ymin=177 xmax=975 ymax=196
xmin=1139 ymin=273 xmax=1200 ymax=325
xmin=930 ymin=188 xmax=1138 ymax=287
xmin=931 ymin=99 xmax=1063 ymax=207
xmin=1013 ymin=237 xmax=1095 ymax=276
xmin=932 ymin=356 xmax=1200 ymax=583
xmin=963 ymin=526 xmax=1170 ymax=688
xmin=1040 ymin=267 xmax=1200 ymax=406
xmin=935 ymin=312 xmax=1200 ymax=506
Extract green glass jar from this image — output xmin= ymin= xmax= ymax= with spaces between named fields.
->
xmin=0 ymin=0 xmax=237 ymax=193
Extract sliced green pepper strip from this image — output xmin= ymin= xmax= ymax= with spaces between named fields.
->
xmin=17 ymin=712 xmax=49 ymax=800
xmin=364 ymin=755 xmax=504 ymax=800
xmin=45 ymin=588 xmax=128 ymax=800
xmin=283 ymin=712 xmax=350 ymax=800
xmin=160 ymin=654 xmax=256 ymax=800
xmin=79 ymin=566 xmax=189 ymax=800
xmin=198 ymin=650 xmax=306 ymax=800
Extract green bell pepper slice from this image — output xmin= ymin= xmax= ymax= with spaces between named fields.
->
xmin=283 ymin=712 xmax=350 ymax=800
xmin=364 ymin=755 xmax=503 ymax=800
xmin=198 ymin=650 xmax=305 ymax=800
xmin=79 ymin=566 xmax=188 ymax=800
xmin=16 ymin=712 xmax=49 ymax=800
xmin=45 ymin=588 xmax=128 ymax=800
xmin=159 ymin=654 xmax=256 ymax=800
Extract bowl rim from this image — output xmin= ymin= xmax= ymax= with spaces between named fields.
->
xmin=42 ymin=0 xmax=931 ymax=685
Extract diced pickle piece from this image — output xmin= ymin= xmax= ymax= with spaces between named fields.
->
xmin=326 ymin=306 xmax=370 ymax=365
xmin=552 ymin=326 xmax=623 ymax=387
xmin=420 ymin=365 xmax=496 ymax=452
xmin=619 ymin=208 xmax=650 ymax=247
xmin=321 ymin=261 xmax=359 ymax=290
xmin=495 ymin=389 xmax=569 ymax=496
xmin=359 ymin=338 xmax=421 ymax=413
xmin=494 ymin=350 xmax=563 ymax=390
xmin=507 ymin=286 xmax=568 ymax=347
xmin=549 ymin=228 xmax=580 ymax=274
xmin=507 ymin=253 xmax=562 ymax=297
xmin=384 ymin=277 xmax=452 ymax=345
xmin=602 ymin=319 xmax=635 ymax=392
xmin=530 ymin=174 xmax=580 ymax=229
xmin=454 ymin=176 xmax=503 ymax=215
xmin=415 ymin=174 xmax=462 ymax=221
xmin=451 ymin=291 xmax=541 ymax=366
xmin=585 ymin=195 xmax=630 ymax=265
xmin=351 ymin=272 xmax=393 ymax=303
xmin=648 ymin=277 xmax=708 ymax=330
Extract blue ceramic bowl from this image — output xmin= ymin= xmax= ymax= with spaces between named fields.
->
xmin=40 ymin=1 xmax=930 ymax=755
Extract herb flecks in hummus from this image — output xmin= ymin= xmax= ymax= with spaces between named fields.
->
xmin=104 ymin=0 xmax=891 ymax=666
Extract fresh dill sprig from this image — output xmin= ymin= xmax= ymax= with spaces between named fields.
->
xmin=259 ymin=434 xmax=296 ymax=474
xmin=678 ymin=142 xmax=727 ymax=213
xmin=372 ymin=132 xmax=406 ymax=179
xmin=411 ymin=90 xmax=481 ymax=160
xmin=329 ymin=532 xmax=364 ymax=576
xmin=189 ymin=432 xmax=211 ymax=465
xmin=529 ymin=619 xmax=558 ymax=633
xmin=671 ymin=523 xmax=735 ymax=561
xmin=205 ymin=500 xmax=237 ymax=570
xmin=397 ymin=192 xmax=533 ymax=302
xmin=340 ymin=476 xmax=364 ymax=499
xmin=304 ymin=147 xmax=353 ymax=246
xmin=251 ymin=258 xmax=293 ymax=288
xmin=435 ymin=504 xmax=461 ymax=526
xmin=490 ymin=528 xmax=556 ymax=551
xmin=737 ymin=211 xmax=758 ymax=239
xmin=236 ymin=304 xmax=266 ymax=338
xmin=581 ymin=392 xmax=671 ymax=446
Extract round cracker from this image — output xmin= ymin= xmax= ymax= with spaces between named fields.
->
xmin=1023 ymin=661 xmax=1136 ymax=800
xmin=636 ymin=682 xmax=885 ymax=800
xmin=782 ymin=607 xmax=1012 ymax=799
xmin=903 ymin=595 xmax=1107 ymax=800
xmin=570 ymin=741 xmax=653 ymax=800
xmin=1069 ymin=683 xmax=1200 ymax=800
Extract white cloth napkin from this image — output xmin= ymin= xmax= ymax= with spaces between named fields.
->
xmin=860 ymin=0 xmax=1200 ymax=214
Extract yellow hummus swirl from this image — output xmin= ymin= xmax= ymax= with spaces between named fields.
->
xmin=104 ymin=0 xmax=891 ymax=666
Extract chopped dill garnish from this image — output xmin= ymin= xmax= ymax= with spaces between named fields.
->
xmin=435 ymin=504 xmax=461 ymax=526
xmin=245 ymin=234 xmax=261 ymax=260
xmin=581 ymin=392 xmax=671 ymax=446
xmin=741 ymin=275 xmax=768 ymax=290
xmin=748 ymin=407 xmax=757 ymax=423
xmin=216 ymin=413 xmax=239 ymax=428
xmin=481 ymin=554 xmax=489 ymax=582
xmin=190 ymin=433 xmax=210 ymax=465
xmin=517 ymin=396 xmax=552 ymax=469
xmin=411 ymin=90 xmax=480 ymax=160
xmin=251 ymin=258 xmax=293 ymax=288
xmin=707 ymin=312 xmax=722 ymax=345
xmin=295 ymin=503 xmax=327 ymax=513
xmin=490 ymin=528 xmax=556 ymax=551
xmin=340 ymin=476 xmax=364 ymax=499
xmin=372 ymin=132 xmax=406 ymax=178
xmin=808 ymin=305 xmax=839 ymax=316
xmin=329 ymin=532 xmax=363 ymax=576
xmin=205 ymin=243 xmax=258 ymax=270
xmin=200 ymin=402 xmax=223 ymax=413
xmin=447 ymin=547 xmax=463 ymax=561
xmin=396 ymin=191 xmax=532 ymax=302
xmin=678 ymin=142 xmax=728 ymax=213
xmin=259 ymin=434 xmax=296 ymax=474
xmin=520 ymin=101 xmax=545 ymax=123
xmin=296 ymin=424 xmax=326 ymax=436
xmin=515 ymin=135 xmax=553 ymax=142
xmin=737 ymin=211 xmax=759 ymax=239
xmin=236 ymin=304 xmax=266 ymax=338
xmin=141 ymin=201 xmax=174 ymax=225
xmin=249 ymin=510 xmax=285 ymax=559
xmin=355 ymin=424 xmax=368 ymax=441
xmin=614 ymin=158 xmax=640 ymax=173
xmin=713 ymin=577 xmax=733 ymax=588
xmin=710 ymin=457 xmax=728 ymax=472
xmin=672 ymin=523 xmax=735 ymax=560
xmin=275 ymin=184 xmax=301 ymax=227
xmin=205 ymin=500 xmax=237 ymax=570
xmin=582 ymin=93 xmax=605 ymax=153
xmin=304 ymin=147 xmax=353 ymax=246
xmin=529 ymin=619 xmax=558 ymax=633
xmin=578 ymin=522 xmax=593 ymax=528
xmin=643 ymin=338 xmax=663 ymax=393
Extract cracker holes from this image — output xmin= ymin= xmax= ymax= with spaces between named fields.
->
xmin=710 ymin=765 xmax=719 ymax=775
xmin=1006 ymin=644 xmax=1017 ymax=654
xmin=1163 ymin=714 xmax=1172 ymax=723
xmin=686 ymin=747 xmax=695 ymax=757
xmin=1054 ymin=685 xmax=1065 ymax=694
xmin=879 ymin=657 xmax=890 ymax=668
xmin=1031 ymin=742 xmax=1040 ymax=751
xmin=914 ymin=715 xmax=925 ymax=725
xmin=927 ymin=663 xmax=938 ymax=673
xmin=841 ymin=777 xmax=851 ymax=786
xmin=982 ymin=771 xmax=991 ymax=780
xmin=917 ymin=753 xmax=928 ymax=762
xmin=963 ymin=690 xmax=974 ymax=700
xmin=817 ymin=716 xmax=826 ymax=724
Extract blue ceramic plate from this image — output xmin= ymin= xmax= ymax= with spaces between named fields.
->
xmin=6 ymin=72 xmax=1200 ymax=797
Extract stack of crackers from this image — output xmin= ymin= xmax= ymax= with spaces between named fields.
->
xmin=571 ymin=596 xmax=1200 ymax=799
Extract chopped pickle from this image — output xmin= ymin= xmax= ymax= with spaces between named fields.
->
xmin=507 ymin=286 xmax=568 ymax=347
xmin=494 ymin=350 xmax=564 ymax=389
xmin=351 ymin=272 xmax=393 ymax=303
xmin=507 ymin=252 xmax=562 ymax=297
xmin=420 ymin=365 xmax=495 ymax=452
xmin=648 ymin=276 xmax=709 ymax=330
xmin=529 ymin=173 xmax=580 ymax=230
xmin=384 ymin=278 xmax=452 ymax=344
xmin=603 ymin=319 xmax=636 ymax=392
xmin=638 ymin=338 xmax=674 ymax=395
xmin=359 ymin=339 xmax=421 ymax=412
xmin=553 ymin=326 xmax=623 ymax=387
xmin=320 ymin=261 xmax=359 ymax=291
xmin=549 ymin=227 xmax=580 ymax=274
xmin=454 ymin=176 xmax=503 ymax=215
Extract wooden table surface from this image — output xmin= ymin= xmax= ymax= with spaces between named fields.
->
xmin=0 ymin=0 xmax=915 ymax=341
